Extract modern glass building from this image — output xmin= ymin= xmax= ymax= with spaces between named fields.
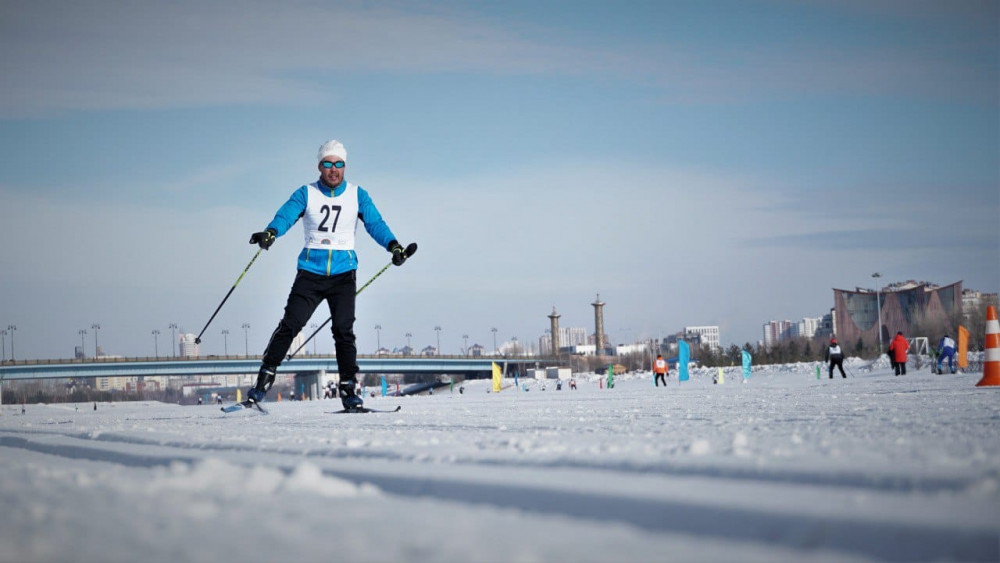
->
xmin=833 ymin=281 xmax=962 ymax=347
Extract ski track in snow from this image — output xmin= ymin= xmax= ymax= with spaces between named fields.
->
xmin=1 ymin=361 xmax=998 ymax=563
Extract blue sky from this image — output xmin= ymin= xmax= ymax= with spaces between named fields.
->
xmin=0 ymin=0 xmax=997 ymax=360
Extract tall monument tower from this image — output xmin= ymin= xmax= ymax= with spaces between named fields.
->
xmin=592 ymin=293 xmax=605 ymax=355
xmin=547 ymin=306 xmax=561 ymax=356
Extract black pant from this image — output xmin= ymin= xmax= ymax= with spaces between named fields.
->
xmin=894 ymin=360 xmax=906 ymax=376
xmin=828 ymin=357 xmax=846 ymax=378
xmin=261 ymin=269 xmax=358 ymax=382
xmin=655 ymin=373 xmax=666 ymax=386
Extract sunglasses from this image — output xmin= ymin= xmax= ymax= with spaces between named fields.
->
xmin=321 ymin=160 xmax=345 ymax=169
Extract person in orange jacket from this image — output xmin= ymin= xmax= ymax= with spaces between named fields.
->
xmin=653 ymin=354 xmax=668 ymax=387
xmin=888 ymin=331 xmax=909 ymax=376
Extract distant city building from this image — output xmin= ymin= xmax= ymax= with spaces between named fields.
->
xmin=833 ymin=280 xmax=962 ymax=346
xmin=962 ymin=289 xmax=999 ymax=316
xmin=762 ymin=317 xmax=823 ymax=346
xmin=615 ymin=342 xmax=650 ymax=356
xmin=179 ymin=333 xmax=201 ymax=357
xmin=96 ymin=376 xmax=133 ymax=392
xmin=684 ymin=326 xmax=720 ymax=351
xmin=661 ymin=332 xmax=691 ymax=355
xmin=660 ymin=328 xmax=715 ymax=354
xmin=762 ymin=320 xmax=795 ymax=348
xmin=421 ymin=345 xmax=437 ymax=356
xmin=797 ymin=317 xmax=821 ymax=339
xmin=814 ymin=311 xmax=835 ymax=340
xmin=468 ymin=343 xmax=485 ymax=357
xmin=539 ymin=327 xmax=588 ymax=356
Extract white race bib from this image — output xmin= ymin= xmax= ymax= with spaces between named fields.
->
xmin=302 ymin=182 xmax=359 ymax=250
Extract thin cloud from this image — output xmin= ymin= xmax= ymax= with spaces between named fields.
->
xmin=1 ymin=1 xmax=994 ymax=117
xmin=747 ymin=228 xmax=995 ymax=251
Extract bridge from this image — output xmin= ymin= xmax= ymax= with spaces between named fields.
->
xmin=0 ymin=354 xmax=553 ymax=382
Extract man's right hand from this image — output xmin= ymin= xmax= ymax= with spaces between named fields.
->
xmin=249 ymin=228 xmax=277 ymax=250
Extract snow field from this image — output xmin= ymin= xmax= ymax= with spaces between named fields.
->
xmin=1 ymin=362 xmax=998 ymax=562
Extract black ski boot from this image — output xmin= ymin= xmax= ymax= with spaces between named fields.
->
xmin=338 ymin=379 xmax=364 ymax=411
xmin=247 ymin=365 xmax=276 ymax=404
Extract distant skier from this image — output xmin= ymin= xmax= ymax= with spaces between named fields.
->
xmin=936 ymin=334 xmax=957 ymax=374
xmin=825 ymin=337 xmax=846 ymax=379
xmin=244 ymin=139 xmax=414 ymax=412
xmin=888 ymin=332 xmax=909 ymax=376
xmin=653 ymin=354 xmax=668 ymax=387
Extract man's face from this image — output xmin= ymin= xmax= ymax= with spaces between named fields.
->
xmin=319 ymin=159 xmax=345 ymax=187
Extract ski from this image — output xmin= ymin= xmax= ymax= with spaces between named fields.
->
xmin=221 ymin=400 xmax=269 ymax=414
xmin=328 ymin=405 xmax=401 ymax=414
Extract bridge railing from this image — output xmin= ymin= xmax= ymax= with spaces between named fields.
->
xmin=0 ymin=353 xmax=555 ymax=367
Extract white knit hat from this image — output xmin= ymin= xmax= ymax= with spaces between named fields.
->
xmin=317 ymin=139 xmax=347 ymax=163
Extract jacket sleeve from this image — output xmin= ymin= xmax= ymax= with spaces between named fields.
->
xmin=266 ymin=185 xmax=309 ymax=237
xmin=357 ymin=186 xmax=398 ymax=249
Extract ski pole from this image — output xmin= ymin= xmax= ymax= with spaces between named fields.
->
xmin=194 ymin=248 xmax=264 ymax=344
xmin=287 ymin=242 xmax=417 ymax=360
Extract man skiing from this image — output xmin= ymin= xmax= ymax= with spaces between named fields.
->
xmin=653 ymin=354 xmax=668 ymax=387
xmin=936 ymin=334 xmax=957 ymax=374
xmin=246 ymin=139 xmax=413 ymax=411
xmin=824 ymin=337 xmax=846 ymax=379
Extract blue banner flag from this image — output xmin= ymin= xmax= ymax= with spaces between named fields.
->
xmin=381 ymin=376 xmax=387 ymax=397
xmin=742 ymin=350 xmax=752 ymax=381
xmin=679 ymin=341 xmax=690 ymax=382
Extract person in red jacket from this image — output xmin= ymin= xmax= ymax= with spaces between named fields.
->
xmin=888 ymin=331 xmax=909 ymax=376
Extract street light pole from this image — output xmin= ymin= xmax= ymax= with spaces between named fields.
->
xmin=462 ymin=334 xmax=468 ymax=356
xmin=405 ymin=332 xmax=412 ymax=354
xmin=168 ymin=323 xmax=178 ymax=357
xmin=79 ymin=329 xmax=87 ymax=358
xmin=375 ymin=324 xmax=381 ymax=354
xmin=91 ymin=323 xmax=101 ymax=358
xmin=0 ymin=329 xmax=6 ymax=362
xmin=434 ymin=326 xmax=442 ymax=355
xmin=309 ymin=324 xmax=318 ymax=355
xmin=7 ymin=325 xmax=16 ymax=361
xmin=491 ymin=327 xmax=498 ymax=355
xmin=152 ymin=329 xmax=160 ymax=358
xmin=221 ymin=329 xmax=229 ymax=356
xmin=242 ymin=323 xmax=250 ymax=356
xmin=872 ymin=272 xmax=883 ymax=353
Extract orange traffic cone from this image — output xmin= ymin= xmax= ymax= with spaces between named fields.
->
xmin=975 ymin=305 xmax=1000 ymax=387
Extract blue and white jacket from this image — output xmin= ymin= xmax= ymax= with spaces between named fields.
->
xmin=266 ymin=179 xmax=397 ymax=276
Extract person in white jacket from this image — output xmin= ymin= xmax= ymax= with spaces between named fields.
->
xmin=825 ymin=337 xmax=846 ymax=379
xmin=936 ymin=335 xmax=957 ymax=374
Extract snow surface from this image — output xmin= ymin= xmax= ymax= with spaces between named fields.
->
xmin=1 ymin=360 xmax=998 ymax=563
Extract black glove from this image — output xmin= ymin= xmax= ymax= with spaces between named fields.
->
xmin=249 ymin=228 xmax=277 ymax=250
xmin=389 ymin=240 xmax=407 ymax=266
